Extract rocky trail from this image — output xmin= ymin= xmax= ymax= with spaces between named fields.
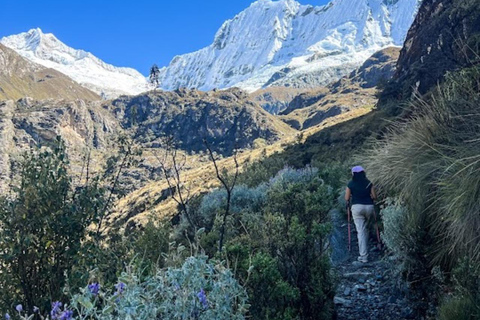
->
xmin=330 ymin=209 xmax=418 ymax=320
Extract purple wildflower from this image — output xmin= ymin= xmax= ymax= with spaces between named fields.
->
xmin=33 ymin=306 xmax=39 ymax=313
xmin=50 ymin=301 xmax=63 ymax=319
xmin=59 ymin=310 xmax=73 ymax=320
xmin=5 ymin=313 xmax=10 ymax=320
xmin=15 ymin=305 xmax=23 ymax=312
xmin=197 ymin=288 xmax=209 ymax=309
xmin=114 ymin=282 xmax=126 ymax=295
xmin=88 ymin=283 xmax=100 ymax=296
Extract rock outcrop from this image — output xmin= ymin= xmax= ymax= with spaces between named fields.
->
xmin=280 ymin=47 xmax=401 ymax=129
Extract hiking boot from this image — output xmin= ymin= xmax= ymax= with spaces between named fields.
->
xmin=357 ymin=256 xmax=368 ymax=263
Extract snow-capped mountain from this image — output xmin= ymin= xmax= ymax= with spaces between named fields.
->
xmin=1 ymin=28 xmax=149 ymax=98
xmin=158 ymin=0 xmax=420 ymax=92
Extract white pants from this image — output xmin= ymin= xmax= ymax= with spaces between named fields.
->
xmin=352 ymin=204 xmax=374 ymax=260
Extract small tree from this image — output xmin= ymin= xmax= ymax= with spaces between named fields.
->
xmin=203 ymin=139 xmax=239 ymax=253
xmin=0 ymin=138 xmax=105 ymax=312
xmin=149 ymin=64 xmax=160 ymax=90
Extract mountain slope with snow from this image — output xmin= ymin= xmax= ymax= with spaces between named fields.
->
xmin=158 ymin=0 xmax=420 ymax=92
xmin=1 ymin=28 xmax=149 ymax=98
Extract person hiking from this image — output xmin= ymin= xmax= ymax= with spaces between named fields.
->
xmin=345 ymin=166 xmax=377 ymax=263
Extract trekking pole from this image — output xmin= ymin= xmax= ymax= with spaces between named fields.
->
xmin=372 ymin=204 xmax=382 ymax=250
xmin=346 ymin=201 xmax=351 ymax=252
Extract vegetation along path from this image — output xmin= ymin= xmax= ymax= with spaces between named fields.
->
xmin=330 ymin=209 xmax=418 ymax=320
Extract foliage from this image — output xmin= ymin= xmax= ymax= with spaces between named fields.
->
xmin=439 ymin=257 xmax=480 ymax=320
xmin=364 ymin=66 xmax=480 ymax=268
xmin=0 ymin=138 xmax=106 ymax=312
xmin=379 ymin=199 xmax=423 ymax=273
xmin=8 ymin=256 xmax=249 ymax=320
xmin=188 ymin=166 xmax=338 ymax=319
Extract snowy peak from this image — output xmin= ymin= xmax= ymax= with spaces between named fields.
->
xmin=1 ymin=28 xmax=148 ymax=98
xmin=158 ymin=0 xmax=420 ymax=92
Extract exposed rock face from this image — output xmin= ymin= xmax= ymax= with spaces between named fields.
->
xmin=109 ymin=88 xmax=296 ymax=155
xmin=280 ymin=47 xmax=401 ymax=129
xmin=391 ymin=0 xmax=480 ymax=98
xmin=249 ymin=87 xmax=308 ymax=114
xmin=0 ymin=98 xmax=119 ymax=190
xmin=0 ymin=44 xmax=100 ymax=101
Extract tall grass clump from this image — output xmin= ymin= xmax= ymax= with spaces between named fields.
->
xmin=362 ymin=66 xmax=480 ymax=315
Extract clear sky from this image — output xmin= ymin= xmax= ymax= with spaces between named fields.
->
xmin=0 ymin=0 xmax=330 ymax=75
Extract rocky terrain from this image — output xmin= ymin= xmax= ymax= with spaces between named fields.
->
xmin=280 ymin=47 xmax=400 ymax=129
xmin=0 ymin=98 xmax=119 ymax=192
xmin=385 ymin=0 xmax=480 ymax=101
xmin=109 ymin=88 xmax=296 ymax=155
xmin=249 ymin=87 xmax=307 ymax=114
xmin=330 ymin=209 xmax=425 ymax=320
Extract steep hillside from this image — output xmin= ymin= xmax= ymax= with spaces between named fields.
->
xmin=249 ymin=87 xmax=307 ymax=114
xmin=157 ymin=0 xmax=420 ymax=92
xmin=0 ymin=98 xmax=120 ymax=192
xmin=280 ymin=47 xmax=400 ymax=129
xmin=1 ymin=29 xmax=149 ymax=98
xmin=108 ymin=88 xmax=296 ymax=155
xmin=385 ymin=0 xmax=480 ymax=100
xmin=0 ymin=44 xmax=100 ymax=101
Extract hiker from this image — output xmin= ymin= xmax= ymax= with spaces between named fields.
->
xmin=345 ymin=166 xmax=377 ymax=263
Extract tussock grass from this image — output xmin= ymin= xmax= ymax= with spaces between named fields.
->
xmin=363 ymin=66 xmax=480 ymax=267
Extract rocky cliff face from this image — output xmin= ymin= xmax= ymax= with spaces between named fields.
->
xmin=390 ymin=0 xmax=480 ymax=98
xmin=280 ymin=47 xmax=401 ymax=129
xmin=0 ymin=44 xmax=100 ymax=101
xmin=109 ymin=88 xmax=296 ymax=155
xmin=0 ymin=98 xmax=119 ymax=191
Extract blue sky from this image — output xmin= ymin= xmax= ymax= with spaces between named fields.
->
xmin=1 ymin=0 xmax=329 ymax=75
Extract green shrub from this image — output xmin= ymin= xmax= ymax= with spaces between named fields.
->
xmin=0 ymin=139 xmax=106 ymax=312
xmin=7 ymin=255 xmax=249 ymax=320
xmin=190 ymin=166 xmax=338 ymax=319
xmin=438 ymin=257 xmax=480 ymax=320
xmin=439 ymin=297 xmax=476 ymax=320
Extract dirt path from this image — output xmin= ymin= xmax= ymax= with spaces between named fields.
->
xmin=330 ymin=209 xmax=417 ymax=320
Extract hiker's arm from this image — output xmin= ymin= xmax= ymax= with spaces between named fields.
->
xmin=371 ymin=186 xmax=377 ymax=201
xmin=345 ymin=187 xmax=351 ymax=202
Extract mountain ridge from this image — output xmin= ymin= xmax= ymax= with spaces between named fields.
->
xmin=1 ymin=28 xmax=149 ymax=98
xmin=157 ymin=0 xmax=420 ymax=92
xmin=0 ymin=43 xmax=100 ymax=101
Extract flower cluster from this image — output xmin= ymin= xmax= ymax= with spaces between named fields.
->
xmin=88 ymin=283 xmax=101 ymax=296
xmin=197 ymin=288 xmax=209 ymax=309
xmin=50 ymin=301 xmax=73 ymax=320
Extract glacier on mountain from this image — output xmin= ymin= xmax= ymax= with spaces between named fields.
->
xmin=157 ymin=0 xmax=420 ymax=92
xmin=0 ymin=28 xmax=149 ymax=98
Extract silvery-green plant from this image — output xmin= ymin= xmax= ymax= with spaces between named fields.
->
xmin=7 ymin=255 xmax=248 ymax=320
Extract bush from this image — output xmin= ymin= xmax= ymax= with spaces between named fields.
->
xmin=439 ymin=257 xmax=480 ymax=320
xmin=0 ymin=139 xmax=106 ymax=312
xmin=380 ymin=199 xmax=412 ymax=266
xmin=8 ymin=256 xmax=249 ymax=320
xmin=190 ymin=166 xmax=338 ymax=319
